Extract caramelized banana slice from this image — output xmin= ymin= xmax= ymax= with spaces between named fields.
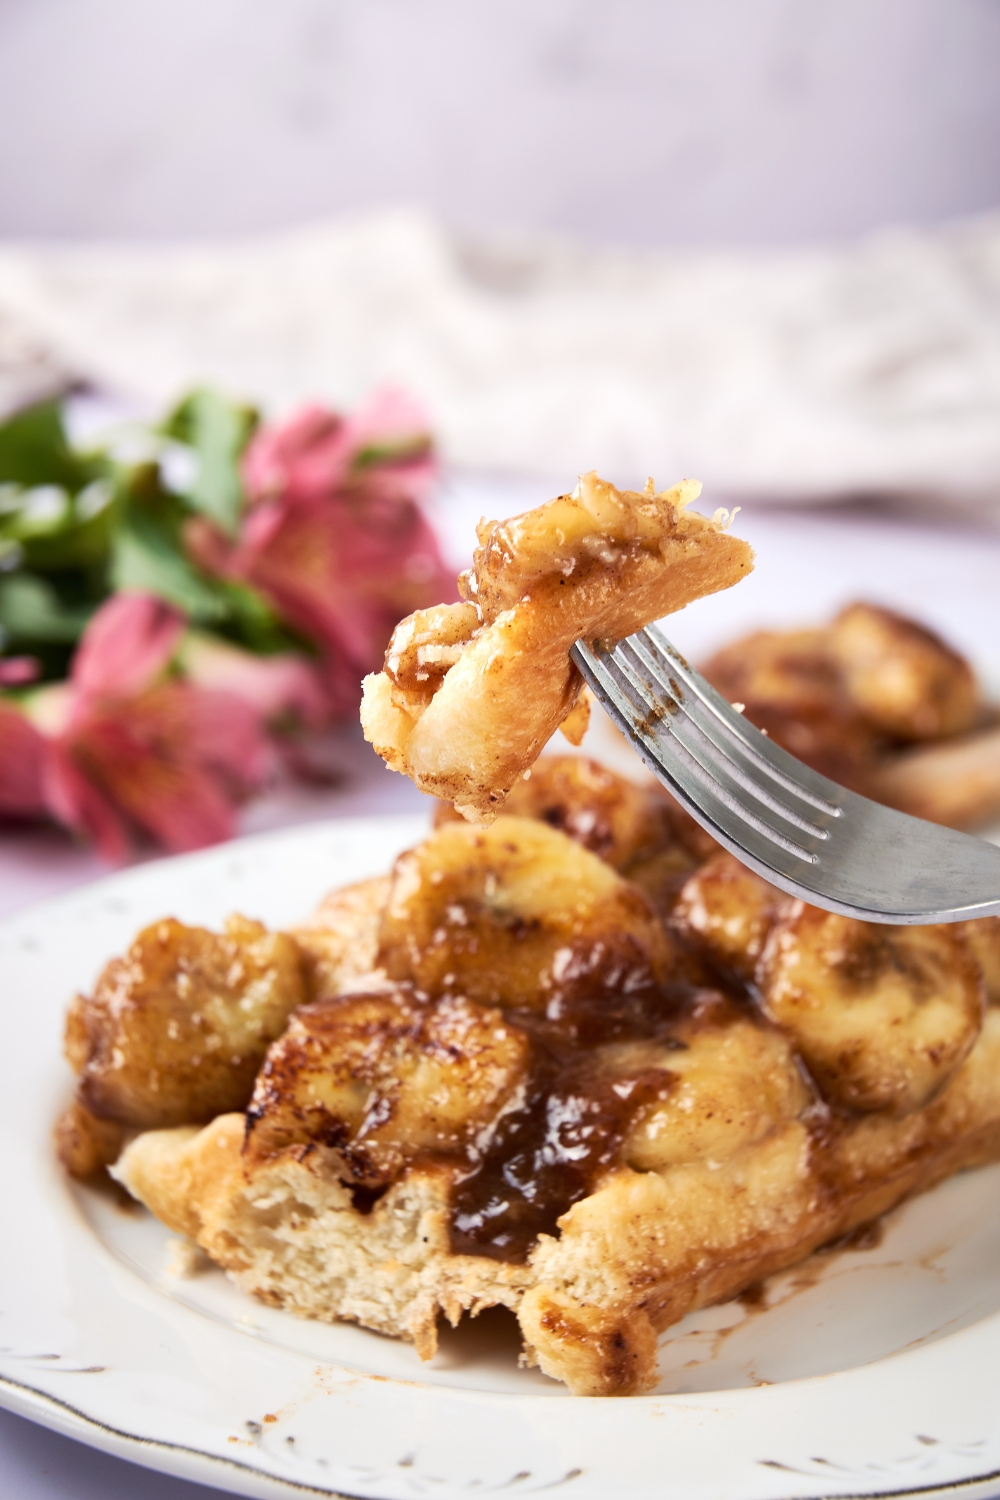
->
xmin=701 ymin=627 xmax=880 ymax=786
xmin=435 ymin=756 xmax=672 ymax=867
xmin=64 ymin=916 xmax=305 ymax=1132
xmin=377 ymin=816 xmax=674 ymax=1011
xmin=703 ymin=627 xmax=841 ymax=717
xmin=700 ymin=602 xmax=994 ymax=823
xmin=960 ymin=917 xmax=1000 ymax=1005
xmin=371 ymin=602 xmax=481 ymax=723
xmin=54 ymin=1099 xmax=129 ymax=1179
xmin=758 ymin=906 xmax=984 ymax=1115
xmin=830 ymin=602 xmax=979 ymax=741
xmin=867 ymin=724 xmax=1000 ymax=830
xmin=291 ymin=876 xmax=390 ymax=1001
xmin=246 ymin=988 xmax=529 ymax=1186
xmin=673 ymin=851 xmax=787 ymax=979
xmin=362 ymin=472 xmax=752 ymax=821
xmin=433 ymin=756 xmax=714 ymax=909
xmin=610 ymin=1014 xmax=809 ymax=1172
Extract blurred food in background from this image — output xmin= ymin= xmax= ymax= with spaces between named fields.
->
xmin=703 ymin=602 xmax=1000 ymax=830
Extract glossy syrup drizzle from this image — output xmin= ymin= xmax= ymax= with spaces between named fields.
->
xmin=447 ymin=961 xmax=740 ymax=1263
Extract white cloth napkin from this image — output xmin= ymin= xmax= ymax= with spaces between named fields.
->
xmin=0 ymin=206 xmax=998 ymax=513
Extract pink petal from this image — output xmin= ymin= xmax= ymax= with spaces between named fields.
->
xmin=197 ymin=392 xmax=453 ymax=711
xmin=218 ymin=491 xmax=456 ymax=679
xmin=47 ymin=678 xmax=274 ymax=859
xmin=42 ymin=737 xmax=132 ymax=863
xmin=233 ymin=500 xmax=286 ymax=557
xmin=338 ymin=386 xmax=437 ymax=505
xmin=0 ymin=703 xmax=47 ymax=816
xmin=180 ymin=635 xmax=328 ymax=729
xmin=72 ymin=592 xmax=186 ymax=701
xmin=173 ymin=685 xmax=274 ymax=787
xmin=340 ymin=385 xmax=434 ymax=467
xmin=181 ymin=516 xmax=233 ymax=576
xmin=242 ymin=405 xmax=348 ymax=506
xmin=241 ymin=390 xmax=436 ymax=512
xmin=135 ymin=774 xmax=238 ymax=852
xmin=74 ymin=712 xmax=238 ymax=853
xmin=0 ymin=656 xmax=40 ymax=686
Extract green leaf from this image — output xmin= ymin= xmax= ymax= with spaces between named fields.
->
xmin=0 ymin=572 xmax=93 ymax=643
xmin=0 ymin=475 xmax=120 ymax=575
xmin=213 ymin=578 xmax=312 ymax=656
xmin=0 ymin=485 xmax=72 ymax=540
xmin=165 ymin=389 xmax=256 ymax=536
xmin=0 ymin=400 xmax=99 ymax=492
xmin=352 ymin=434 xmax=432 ymax=471
xmin=111 ymin=510 xmax=228 ymax=623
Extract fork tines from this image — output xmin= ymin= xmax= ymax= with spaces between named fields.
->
xmin=570 ymin=626 xmax=844 ymax=870
xmin=570 ymin=625 xmax=1000 ymax=925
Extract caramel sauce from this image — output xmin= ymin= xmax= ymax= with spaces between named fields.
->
xmin=449 ymin=1040 xmax=674 ymax=1262
xmin=447 ymin=947 xmax=744 ymax=1263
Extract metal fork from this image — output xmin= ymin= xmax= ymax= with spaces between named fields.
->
xmin=570 ymin=626 xmax=1000 ymax=924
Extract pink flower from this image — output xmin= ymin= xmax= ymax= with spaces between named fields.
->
xmin=178 ymin=633 xmax=328 ymax=731
xmin=0 ymin=702 xmax=47 ymax=818
xmin=241 ymin=387 xmax=437 ymax=508
xmin=28 ymin=594 xmax=274 ymax=862
xmin=185 ymin=388 xmax=457 ymax=713
xmin=0 ymin=656 xmax=40 ymax=687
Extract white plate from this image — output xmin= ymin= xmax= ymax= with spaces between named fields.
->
xmin=4 ymin=815 xmax=1000 ymax=1500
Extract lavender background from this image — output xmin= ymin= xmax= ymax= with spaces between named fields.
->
xmin=0 ymin=0 xmax=997 ymax=247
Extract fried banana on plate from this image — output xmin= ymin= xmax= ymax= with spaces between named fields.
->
xmin=758 ymin=906 xmax=984 ymax=1116
xmin=829 ymin=602 xmax=980 ymax=741
xmin=960 ymin=916 xmax=1000 ymax=1004
xmin=58 ymin=915 xmax=305 ymax=1176
xmin=434 ymin=755 xmax=716 ymax=911
xmin=244 ymin=987 xmax=529 ymax=1183
xmin=703 ymin=600 xmax=1000 ymax=829
xmin=290 ymin=876 xmax=390 ymax=1001
xmin=672 ymin=850 xmax=788 ymax=980
xmin=377 ymin=814 xmax=674 ymax=1012
xmin=868 ymin=724 xmax=1000 ymax=830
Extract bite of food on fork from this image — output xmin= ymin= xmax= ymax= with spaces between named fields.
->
xmin=360 ymin=471 xmax=753 ymax=821
xmin=363 ymin=469 xmax=1000 ymax=926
